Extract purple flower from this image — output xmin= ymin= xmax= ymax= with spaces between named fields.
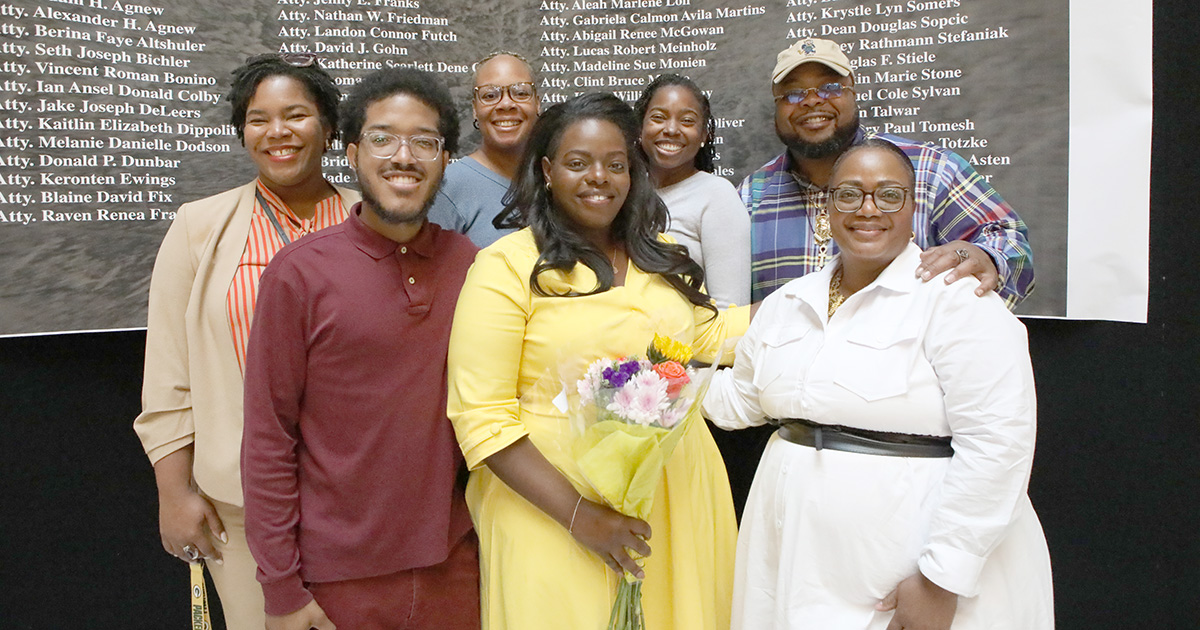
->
xmin=603 ymin=358 xmax=643 ymax=388
xmin=602 ymin=366 xmax=626 ymax=388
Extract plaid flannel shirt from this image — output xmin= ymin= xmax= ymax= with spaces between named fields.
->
xmin=738 ymin=131 xmax=1035 ymax=308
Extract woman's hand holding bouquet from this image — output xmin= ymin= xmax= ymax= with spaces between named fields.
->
xmin=564 ymin=334 xmax=717 ymax=630
xmin=568 ymin=499 xmax=652 ymax=579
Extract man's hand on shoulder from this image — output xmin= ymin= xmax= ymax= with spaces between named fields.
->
xmin=267 ymin=599 xmax=336 ymax=630
xmin=916 ymin=240 xmax=998 ymax=297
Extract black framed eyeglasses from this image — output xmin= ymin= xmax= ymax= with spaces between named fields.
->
xmin=828 ymin=186 xmax=911 ymax=213
xmin=358 ymin=132 xmax=444 ymax=161
xmin=473 ymin=83 xmax=536 ymax=106
xmin=774 ymin=83 xmax=853 ymax=104
xmin=245 ymin=52 xmax=318 ymax=68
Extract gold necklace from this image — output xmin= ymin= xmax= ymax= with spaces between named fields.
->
xmin=814 ymin=206 xmax=833 ymax=269
xmin=813 ymin=207 xmax=833 ymax=243
xmin=828 ymin=266 xmax=846 ymax=318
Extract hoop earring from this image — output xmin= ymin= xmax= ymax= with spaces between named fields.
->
xmin=473 ymin=119 xmax=480 ymax=129
xmin=544 ymin=180 xmax=552 ymax=191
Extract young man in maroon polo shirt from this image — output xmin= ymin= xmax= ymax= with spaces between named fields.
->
xmin=241 ymin=68 xmax=480 ymax=630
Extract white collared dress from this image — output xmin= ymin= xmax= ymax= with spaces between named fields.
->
xmin=704 ymin=243 xmax=1054 ymax=629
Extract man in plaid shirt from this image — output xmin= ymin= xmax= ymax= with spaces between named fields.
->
xmin=740 ymin=38 xmax=1034 ymax=307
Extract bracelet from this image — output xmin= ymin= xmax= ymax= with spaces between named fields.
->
xmin=568 ymin=495 xmax=584 ymax=534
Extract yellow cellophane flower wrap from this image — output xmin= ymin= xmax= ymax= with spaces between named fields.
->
xmin=574 ymin=410 xmax=694 ymax=523
xmin=568 ymin=346 xmax=720 ymax=630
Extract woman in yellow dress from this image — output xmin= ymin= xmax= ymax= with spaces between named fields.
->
xmin=447 ymin=93 xmax=747 ymax=629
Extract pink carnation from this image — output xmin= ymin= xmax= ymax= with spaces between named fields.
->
xmin=606 ymin=371 xmax=669 ymax=426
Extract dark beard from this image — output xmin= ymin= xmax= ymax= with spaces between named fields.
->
xmin=777 ymin=112 xmax=860 ymax=160
xmin=359 ymin=175 xmax=443 ymax=226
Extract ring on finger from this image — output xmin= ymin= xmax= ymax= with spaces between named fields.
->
xmin=182 ymin=544 xmax=201 ymax=562
xmin=954 ymin=248 xmax=970 ymax=264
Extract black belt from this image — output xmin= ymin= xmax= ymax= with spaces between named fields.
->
xmin=773 ymin=418 xmax=953 ymax=458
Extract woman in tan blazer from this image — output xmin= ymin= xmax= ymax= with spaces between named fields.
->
xmin=133 ymin=53 xmax=359 ymax=630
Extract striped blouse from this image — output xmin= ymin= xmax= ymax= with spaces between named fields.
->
xmin=227 ymin=180 xmax=348 ymax=372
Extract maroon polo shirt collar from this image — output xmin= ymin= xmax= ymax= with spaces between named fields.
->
xmin=346 ymin=202 xmax=437 ymax=260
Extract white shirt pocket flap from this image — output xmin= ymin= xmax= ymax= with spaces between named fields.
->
xmin=761 ymin=324 xmax=811 ymax=348
xmin=833 ymin=325 xmax=919 ymax=402
xmin=752 ymin=324 xmax=815 ymax=391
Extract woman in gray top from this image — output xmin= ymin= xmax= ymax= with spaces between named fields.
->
xmin=428 ymin=51 xmax=539 ymax=247
xmin=636 ymin=74 xmax=751 ymax=308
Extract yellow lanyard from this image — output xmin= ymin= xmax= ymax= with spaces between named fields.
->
xmin=190 ymin=562 xmax=212 ymax=630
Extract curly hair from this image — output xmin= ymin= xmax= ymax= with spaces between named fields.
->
xmin=339 ymin=68 xmax=460 ymax=155
xmin=228 ymin=54 xmax=341 ymax=144
xmin=633 ymin=74 xmax=717 ymax=173
xmin=494 ymin=93 xmax=715 ymax=313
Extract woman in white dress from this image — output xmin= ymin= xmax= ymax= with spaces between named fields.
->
xmin=635 ymin=74 xmax=751 ymax=308
xmin=703 ymin=138 xmax=1054 ymax=630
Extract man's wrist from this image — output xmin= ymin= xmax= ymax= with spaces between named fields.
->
xmin=261 ymin=573 xmax=314 ymax=617
xmin=970 ymin=242 xmax=1006 ymax=285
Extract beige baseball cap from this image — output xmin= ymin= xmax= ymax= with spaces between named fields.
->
xmin=772 ymin=38 xmax=852 ymax=83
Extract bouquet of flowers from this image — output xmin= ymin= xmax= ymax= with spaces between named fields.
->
xmin=567 ymin=334 xmax=718 ymax=630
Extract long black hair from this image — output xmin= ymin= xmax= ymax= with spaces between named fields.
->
xmin=494 ymin=93 xmax=715 ymax=313
xmin=633 ymin=74 xmax=716 ymax=173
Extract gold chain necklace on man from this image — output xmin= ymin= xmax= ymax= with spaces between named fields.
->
xmin=814 ymin=205 xmax=833 ymax=270
xmin=813 ymin=207 xmax=833 ymax=244
xmin=828 ymin=266 xmax=846 ymax=318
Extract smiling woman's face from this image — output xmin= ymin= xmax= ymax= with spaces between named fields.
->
xmin=241 ymin=75 xmax=331 ymax=193
xmin=541 ymin=118 xmax=631 ymax=245
xmin=473 ymin=55 xmax=538 ymax=155
xmin=827 ymin=146 xmax=915 ymax=274
xmin=639 ymin=85 xmax=706 ymax=186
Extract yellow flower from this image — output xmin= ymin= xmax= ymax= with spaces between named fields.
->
xmin=647 ymin=333 xmax=693 ymax=365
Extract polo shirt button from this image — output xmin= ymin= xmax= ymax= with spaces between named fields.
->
xmin=489 ymin=423 xmax=502 ymax=436
xmin=408 ymin=277 xmax=415 ymax=284
xmin=400 ymin=246 xmax=408 ymax=254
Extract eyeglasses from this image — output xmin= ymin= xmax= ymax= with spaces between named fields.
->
xmin=774 ymin=83 xmax=853 ymax=104
xmin=358 ymin=132 xmax=444 ymax=161
xmin=474 ymin=83 xmax=536 ymax=106
xmin=828 ymin=186 xmax=911 ymax=213
xmin=245 ymin=52 xmax=318 ymax=67
xmin=279 ymin=52 xmax=317 ymax=67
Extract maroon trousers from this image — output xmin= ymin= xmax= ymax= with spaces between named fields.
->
xmin=308 ymin=531 xmax=480 ymax=630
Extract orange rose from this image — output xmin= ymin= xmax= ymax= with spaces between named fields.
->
xmin=652 ymin=361 xmax=690 ymax=396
